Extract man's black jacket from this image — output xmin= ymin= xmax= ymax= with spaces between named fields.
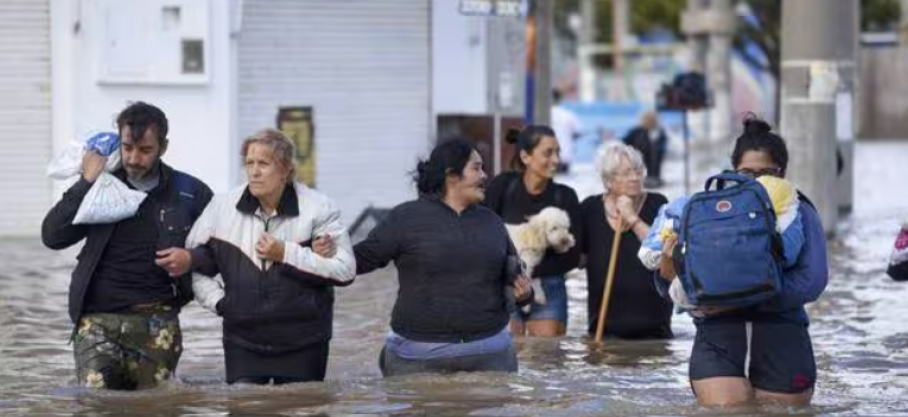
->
xmin=42 ymin=163 xmax=212 ymax=323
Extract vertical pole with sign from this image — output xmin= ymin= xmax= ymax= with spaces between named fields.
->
xmin=524 ymin=4 xmax=536 ymax=124
xmin=460 ymin=0 xmax=527 ymax=174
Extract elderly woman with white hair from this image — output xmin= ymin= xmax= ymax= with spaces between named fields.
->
xmin=578 ymin=142 xmax=673 ymax=339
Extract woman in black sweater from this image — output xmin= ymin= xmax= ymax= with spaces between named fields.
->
xmin=352 ymin=139 xmax=533 ymax=376
xmin=580 ymin=142 xmax=672 ymax=339
xmin=484 ymin=126 xmax=581 ymax=337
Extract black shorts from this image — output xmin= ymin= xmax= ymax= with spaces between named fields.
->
xmin=223 ymin=340 xmax=329 ymax=384
xmin=689 ymin=318 xmax=816 ymax=394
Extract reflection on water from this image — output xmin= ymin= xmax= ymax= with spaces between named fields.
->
xmin=2 ymin=142 xmax=908 ymax=416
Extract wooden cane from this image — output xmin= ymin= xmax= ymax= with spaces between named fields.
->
xmin=594 ymin=220 xmax=623 ymax=344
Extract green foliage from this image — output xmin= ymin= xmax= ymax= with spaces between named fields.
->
xmin=555 ymin=0 xmax=903 ymax=75
xmin=630 ymin=0 xmax=685 ymax=36
xmin=554 ymin=0 xmax=685 ymax=43
xmin=862 ymin=0 xmax=902 ymax=31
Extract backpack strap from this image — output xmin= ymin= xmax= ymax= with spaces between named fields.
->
xmin=170 ymin=171 xmax=206 ymax=218
xmin=171 ymin=171 xmax=194 ymax=196
xmin=497 ymin=173 xmax=521 ymax=215
xmin=552 ymin=183 xmax=564 ymax=208
xmin=166 ymin=171 xmax=199 ymax=309
xmin=704 ymin=170 xmax=753 ymax=191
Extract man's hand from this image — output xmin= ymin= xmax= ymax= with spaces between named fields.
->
xmin=155 ymin=247 xmax=192 ymax=277
xmin=82 ymin=151 xmax=107 ymax=183
xmin=256 ymin=233 xmax=285 ymax=263
xmin=512 ymin=274 xmax=533 ymax=303
xmin=312 ymin=235 xmax=336 ymax=258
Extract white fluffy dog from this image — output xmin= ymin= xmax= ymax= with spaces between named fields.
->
xmin=505 ymin=207 xmax=576 ymax=312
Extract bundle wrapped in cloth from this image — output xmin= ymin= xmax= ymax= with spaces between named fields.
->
xmin=46 ymin=132 xmax=147 ymax=224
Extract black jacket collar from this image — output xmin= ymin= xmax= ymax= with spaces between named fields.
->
xmin=237 ymin=183 xmax=299 ymax=217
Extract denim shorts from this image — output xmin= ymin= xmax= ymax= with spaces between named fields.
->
xmin=689 ymin=318 xmax=816 ymax=394
xmin=511 ymin=275 xmax=568 ymax=323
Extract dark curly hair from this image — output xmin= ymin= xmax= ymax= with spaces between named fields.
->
xmin=730 ymin=114 xmax=788 ymax=175
xmin=116 ymin=101 xmax=169 ymax=146
xmin=505 ymin=125 xmax=556 ymax=171
xmin=412 ymin=138 xmax=478 ymax=197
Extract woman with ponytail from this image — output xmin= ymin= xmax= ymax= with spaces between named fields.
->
xmin=483 ymin=126 xmax=581 ymax=337
xmin=352 ymin=138 xmax=533 ymax=376
xmin=659 ymin=115 xmax=828 ymax=407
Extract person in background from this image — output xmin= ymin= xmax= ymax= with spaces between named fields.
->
xmin=622 ymin=110 xmax=668 ymax=188
xmin=485 ymin=126 xmax=581 ymax=337
xmin=41 ymin=102 xmax=213 ymax=390
xmin=579 ymin=142 xmax=673 ymax=339
xmin=551 ymin=90 xmax=583 ymax=174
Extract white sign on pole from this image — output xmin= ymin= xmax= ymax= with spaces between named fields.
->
xmin=459 ymin=0 xmax=527 ymax=17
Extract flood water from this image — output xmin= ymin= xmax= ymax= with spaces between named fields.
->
xmin=1 ymin=141 xmax=907 ymax=416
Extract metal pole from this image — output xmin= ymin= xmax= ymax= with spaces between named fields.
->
xmin=612 ymin=0 xmax=630 ymax=101
xmin=780 ymin=0 xmax=858 ymax=234
xmin=493 ymin=112 xmax=502 ymax=174
xmin=683 ymin=110 xmax=691 ymax=195
xmin=682 ymin=0 xmax=709 ymax=186
xmin=706 ymin=0 xmax=733 ymax=144
xmin=579 ymin=0 xmax=596 ymax=102
xmin=612 ymin=0 xmax=628 ymax=73
xmin=686 ymin=0 xmax=708 ymax=75
xmin=532 ymin=0 xmax=553 ymax=125
xmin=901 ymin=0 xmax=908 ymax=44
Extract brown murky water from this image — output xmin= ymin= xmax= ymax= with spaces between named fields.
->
xmin=2 ymin=142 xmax=908 ymax=416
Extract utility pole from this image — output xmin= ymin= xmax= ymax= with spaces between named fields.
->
xmin=487 ymin=14 xmax=525 ymax=175
xmin=579 ymin=0 xmax=596 ymax=102
xmin=612 ymin=0 xmax=630 ymax=101
xmin=532 ymin=0 xmax=553 ymax=125
xmin=684 ymin=0 xmax=709 ymax=75
xmin=681 ymin=0 xmax=734 ymax=186
xmin=901 ymin=0 xmax=908 ymax=44
xmin=706 ymin=0 xmax=733 ymax=144
xmin=780 ymin=0 xmax=858 ymax=234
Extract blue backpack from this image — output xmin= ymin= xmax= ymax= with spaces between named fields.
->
xmin=676 ymin=171 xmax=783 ymax=307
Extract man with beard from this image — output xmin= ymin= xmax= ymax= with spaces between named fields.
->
xmin=42 ymin=101 xmax=212 ymax=390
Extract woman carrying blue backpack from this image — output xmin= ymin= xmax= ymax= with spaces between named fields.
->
xmin=659 ymin=117 xmax=828 ymax=407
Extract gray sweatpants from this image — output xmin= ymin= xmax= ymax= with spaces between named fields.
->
xmin=378 ymin=344 xmax=518 ymax=377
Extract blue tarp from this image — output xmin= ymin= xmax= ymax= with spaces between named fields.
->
xmin=560 ymin=102 xmax=684 ymax=163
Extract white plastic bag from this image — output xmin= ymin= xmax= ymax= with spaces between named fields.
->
xmin=46 ymin=134 xmax=122 ymax=180
xmin=47 ymin=132 xmax=142 ymax=225
xmin=72 ymin=172 xmax=147 ymax=225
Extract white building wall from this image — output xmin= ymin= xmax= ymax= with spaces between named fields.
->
xmin=237 ymin=0 xmax=431 ymax=226
xmin=431 ymin=0 xmax=488 ymax=115
xmin=0 ymin=0 xmax=52 ymax=236
xmin=51 ymin=0 xmax=236 ymax=198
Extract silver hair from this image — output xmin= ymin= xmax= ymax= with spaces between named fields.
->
xmin=596 ymin=141 xmax=647 ymax=191
xmin=241 ymin=128 xmax=298 ymax=182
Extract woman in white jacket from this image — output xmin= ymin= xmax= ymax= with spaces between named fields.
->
xmin=166 ymin=128 xmax=355 ymax=384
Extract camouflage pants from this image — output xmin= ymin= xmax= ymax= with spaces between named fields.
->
xmin=72 ymin=306 xmax=182 ymax=390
